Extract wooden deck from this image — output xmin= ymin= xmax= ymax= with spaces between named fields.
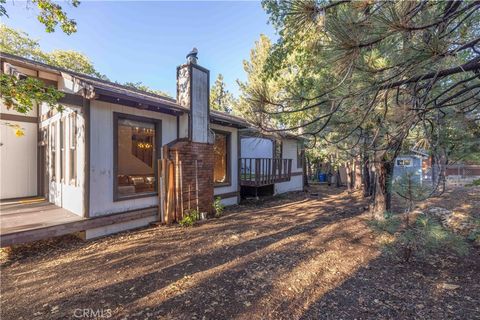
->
xmin=0 ymin=198 xmax=158 ymax=247
xmin=1 ymin=198 xmax=83 ymax=235
xmin=239 ymin=158 xmax=292 ymax=187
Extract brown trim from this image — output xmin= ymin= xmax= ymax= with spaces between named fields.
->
xmin=40 ymin=108 xmax=60 ymax=122
xmin=58 ymin=93 xmax=84 ymax=106
xmin=176 ymin=115 xmax=180 ymax=139
xmin=215 ymin=191 xmax=239 ymax=200
xmin=237 ymin=129 xmax=241 ymax=204
xmin=213 ymin=129 xmax=232 ymax=187
xmin=112 ymin=112 xmax=162 ymax=202
xmin=291 ymin=171 xmax=303 ymax=177
xmin=0 ymin=206 xmax=157 ymax=247
xmin=83 ymin=97 xmax=90 ymax=218
xmin=0 ymin=113 xmax=37 ymax=123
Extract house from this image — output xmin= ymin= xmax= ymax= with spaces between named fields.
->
xmin=0 ymin=51 xmax=304 ymax=246
xmin=239 ymin=129 xmax=304 ymax=198
xmin=392 ymin=154 xmax=425 ymax=185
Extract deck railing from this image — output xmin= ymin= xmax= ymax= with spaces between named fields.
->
xmin=239 ymin=158 xmax=292 ymax=187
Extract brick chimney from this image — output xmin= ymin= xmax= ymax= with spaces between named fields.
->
xmin=162 ymin=49 xmax=214 ymax=223
xmin=176 ymin=48 xmax=210 ymax=143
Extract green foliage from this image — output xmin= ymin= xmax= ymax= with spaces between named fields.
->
xmin=210 ymin=74 xmax=235 ymax=113
xmin=0 ymin=25 xmax=47 ymax=60
xmin=0 ymin=0 xmax=79 ymax=34
xmin=0 ymin=74 xmax=64 ymax=114
xmin=213 ymin=197 xmax=225 ymax=218
xmin=179 ymin=210 xmax=199 ymax=227
xmin=368 ymin=211 xmax=402 ymax=234
xmin=0 ymin=25 xmax=108 ymax=115
xmin=35 ymin=0 xmax=80 ymax=34
xmin=0 ymin=25 xmax=106 ymax=78
xmin=393 ymin=172 xmax=433 ymax=205
xmin=123 ymin=81 xmax=172 ymax=98
xmin=371 ymin=212 xmax=469 ymax=262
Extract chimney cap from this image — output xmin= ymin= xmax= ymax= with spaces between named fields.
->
xmin=186 ymin=47 xmax=198 ymax=64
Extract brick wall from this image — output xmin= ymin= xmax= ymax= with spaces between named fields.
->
xmin=166 ymin=140 xmax=214 ymax=220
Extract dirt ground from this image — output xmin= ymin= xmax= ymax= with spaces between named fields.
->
xmin=1 ymin=185 xmax=479 ymax=320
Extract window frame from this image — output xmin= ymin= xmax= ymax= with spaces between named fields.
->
xmin=60 ymin=117 xmax=65 ymax=182
xmin=69 ymin=112 xmax=77 ymax=186
xmin=50 ymin=122 xmax=57 ymax=182
xmin=213 ymin=129 xmax=232 ymax=187
xmin=113 ymin=112 xmax=162 ymax=202
xmin=396 ymin=159 xmax=413 ymax=167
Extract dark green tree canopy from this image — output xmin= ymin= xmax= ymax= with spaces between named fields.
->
xmin=211 ymin=73 xmax=235 ymax=113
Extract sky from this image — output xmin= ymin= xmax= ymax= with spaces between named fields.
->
xmin=2 ymin=1 xmax=277 ymax=97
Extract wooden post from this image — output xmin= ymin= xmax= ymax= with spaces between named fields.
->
xmin=195 ymin=159 xmax=199 ymax=216
xmin=179 ymin=160 xmax=183 ymax=218
xmin=157 ymin=159 xmax=164 ymax=223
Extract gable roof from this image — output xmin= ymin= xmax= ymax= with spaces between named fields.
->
xmin=1 ymin=52 xmax=249 ymax=127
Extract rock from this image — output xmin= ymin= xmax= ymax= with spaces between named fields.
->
xmin=438 ymin=283 xmax=460 ymax=290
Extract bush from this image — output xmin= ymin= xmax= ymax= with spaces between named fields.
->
xmin=179 ymin=209 xmax=199 ymax=227
xmin=370 ymin=212 xmax=469 ymax=262
xmin=213 ymin=197 xmax=224 ymax=218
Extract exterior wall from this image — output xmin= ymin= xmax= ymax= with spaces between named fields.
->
xmin=190 ymin=67 xmax=209 ymax=143
xmin=83 ymin=215 xmax=157 ymax=240
xmin=166 ymin=140 xmax=214 ymax=218
xmin=274 ymin=138 xmax=303 ymax=194
xmin=275 ymin=175 xmax=303 ymax=194
xmin=39 ymin=103 xmax=86 ymax=216
xmin=0 ymin=104 xmax=37 ymax=199
xmin=241 ymin=137 xmax=273 ymax=158
xmin=89 ymin=100 xmax=178 ymax=217
xmin=212 ymin=124 xmax=239 ymax=206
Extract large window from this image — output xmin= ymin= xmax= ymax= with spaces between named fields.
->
xmin=213 ymin=131 xmax=230 ymax=185
xmin=114 ymin=113 xmax=161 ymax=200
xmin=50 ymin=123 xmax=57 ymax=181
xmin=69 ymin=112 xmax=77 ymax=185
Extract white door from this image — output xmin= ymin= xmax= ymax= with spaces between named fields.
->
xmin=0 ymin=120 xmax=38 ymax=199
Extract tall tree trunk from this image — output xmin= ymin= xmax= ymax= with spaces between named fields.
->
xmin=304 ymin=156 xmax=310 ymax=188
xmin=354 ymin=156 xmax=362 ymax=190
xmin=345 ymin=162 xmax=352 ymax=192
xmin=371 ymin=154 xmax=394 ymax=219
xmin=336 ymin=169 xmax=342 ymax=188
xmin=363 ymin=157 xmax=371 ymax=197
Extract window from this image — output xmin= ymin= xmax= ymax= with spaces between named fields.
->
xmin=50 ymin=123 xmax=56 ymax=181
xmin=213 ymin=131 xmax=230 ymax=185
xmin=114 ymin=113 xmax=161 ymax=200
xmin=60 ymin=118 xmax=65 ymax=182
xmin=397 ymin=159 xmax=412 ymax=167
xmin=297 ymin=141 xmax=304 ymax=169
xmin=69 ymin=112 xmax=77 ymax=185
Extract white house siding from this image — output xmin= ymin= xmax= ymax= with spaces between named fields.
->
xmin=39 ymin=103 xmax=86 ymax=216
xmin=0 ymin=104 xmax=37 ymax=199
xmin=274 ymin=138 xmax=303 ymax=194
xmin=89 ymin=100 xmax=178 ymax=217
xmin=241 ymin=137 xmax=273 ymax=159
xmin=211 ymin=124 xmax=239 ymax=206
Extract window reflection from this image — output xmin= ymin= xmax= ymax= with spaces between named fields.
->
xmin=117 ymin=118 xmax=156 ymax=197
xmin=214 ymin=132 xmax=229 ymax=184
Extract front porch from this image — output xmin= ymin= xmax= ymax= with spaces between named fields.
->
xmin=0 ymin=198 xmax=158 ymax=247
